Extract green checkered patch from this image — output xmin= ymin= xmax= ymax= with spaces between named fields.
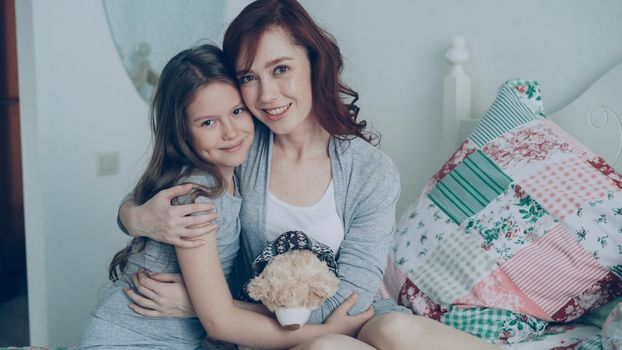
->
xmin=411 ymin=232 xmax=498 ymax=305
xmin=441 ymin=306 xmax=548 ymax=343
xmin=469 ymin=81 xmax=540 ymax=147
xmin=428 ymin=150 xmax=513 ymax=224
xmin=577 ymin=335 xmax=603 ymax=350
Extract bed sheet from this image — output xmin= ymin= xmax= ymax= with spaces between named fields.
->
xmin=499 ymin=323 xmax=602 ymax=349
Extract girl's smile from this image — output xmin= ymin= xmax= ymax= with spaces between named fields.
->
xmin=185 ymin=81 xmax=254 ymax=175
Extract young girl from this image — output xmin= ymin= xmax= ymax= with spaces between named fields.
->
xmin=118 ymin=1 xmax=499 ymax=349
xmin=78 ymin=44 xmax=367 ymax=349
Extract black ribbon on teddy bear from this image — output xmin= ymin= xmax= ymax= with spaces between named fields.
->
xmin=241 ymin=231 xmax=339 ymax=303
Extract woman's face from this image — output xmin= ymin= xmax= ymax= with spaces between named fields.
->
xmin=185 ymin=81 xmax=254 ymax=174
xmin=236 ymin=26 xmax=314 ymax=136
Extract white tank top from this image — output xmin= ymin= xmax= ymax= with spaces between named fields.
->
xmin=266 ymin=180 xmax=344 ymax=254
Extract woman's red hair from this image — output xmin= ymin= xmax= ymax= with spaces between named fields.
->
xmin=223 ymin=0 xmax=375 ymax=143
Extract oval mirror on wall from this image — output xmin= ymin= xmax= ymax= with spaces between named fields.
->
xmin=102 ymin=0 xmax=225 ymax=103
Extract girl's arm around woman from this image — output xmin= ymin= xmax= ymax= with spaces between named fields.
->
xmin=176 ymin=232 xmax=374 ymax=349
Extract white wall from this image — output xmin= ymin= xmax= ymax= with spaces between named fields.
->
xmin=300 ymin=0 xmax=622 ymax=213
xmin=15 ymin=0 xmax=622 ymax=346
xmin=16 ymin=0 xmax=150 ymax=346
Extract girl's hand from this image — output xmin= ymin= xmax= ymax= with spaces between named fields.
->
xmin=125 ymin=270 xmax=196 ymax=318
xmin=324 ymin=293 xmax=374 ymax=337
xmin=123 ymin=183 xmax=218 ymax=248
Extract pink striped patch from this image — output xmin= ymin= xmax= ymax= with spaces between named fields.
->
xmin=551 ymin=271 xmax=622 ymax=322
xmin=378 ymin=257 xmax=407 ymax=300
xmin=454 ymin=269 xmax=551 ymax=320
xmin=501 ymin=224 xmax=610 ymax=316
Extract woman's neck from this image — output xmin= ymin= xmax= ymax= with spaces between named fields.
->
xmin=273 ymin=118 xmax=330 ymax=160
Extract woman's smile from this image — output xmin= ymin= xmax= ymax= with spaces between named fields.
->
xmin=263 ymin=103 xmax=292 ymax=121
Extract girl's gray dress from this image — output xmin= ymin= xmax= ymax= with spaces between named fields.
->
xmin=77 ymin=174 xmax=241 ymax=349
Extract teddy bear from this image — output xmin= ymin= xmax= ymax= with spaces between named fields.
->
xmin=243 ymin=231 xmax=340 ymax=330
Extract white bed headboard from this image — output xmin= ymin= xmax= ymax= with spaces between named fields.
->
xmin=550 ymin=63 xmax=622 ymax=171
xmin=442 ymin=36 xmax=622 ymax=172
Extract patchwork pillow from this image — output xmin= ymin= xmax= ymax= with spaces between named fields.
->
xmin=383 ymin=80 xmax=622 ymax=343
xmin=602 ymin=301 xmax=622 ymax=349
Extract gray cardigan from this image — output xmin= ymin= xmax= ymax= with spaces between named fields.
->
xmin=235 ymin=124 xmax=401 ymax=324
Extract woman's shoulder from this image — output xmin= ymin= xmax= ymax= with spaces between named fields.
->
xmin=333 ymin=137 xmax=400 ymax=210
xmin=334 ymin=137 xmax=399 ymax=179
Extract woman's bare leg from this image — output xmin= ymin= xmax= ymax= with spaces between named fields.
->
xmin=291 ymin=334 xmax=376 ymax=350
xmin=357 ymin=313 xmax=499 ymax=350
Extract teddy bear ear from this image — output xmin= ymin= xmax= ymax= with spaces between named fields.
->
xmin=309 ymin=282 xmax=331 ymax=300
xmin=309 ymin=272 xmax=339 ymax=303
xmin=247 ymin=276 xmax=266 ymax=301
xmin=306 ymin=283 xmax=334 ymax=309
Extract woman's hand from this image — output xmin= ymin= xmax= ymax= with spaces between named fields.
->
xmin=324 ymin=293 xmax=374 ymax=337
xmin=233 ymin=300 xmax=274 ymax=316
xmin=125 ymin=270 xmax=196 ymax=318
xmin=121 ymin=183 xmax=218 ymax=248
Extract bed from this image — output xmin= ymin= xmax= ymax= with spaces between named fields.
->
xmin=381 ymin=36 xmax=622 ymax=349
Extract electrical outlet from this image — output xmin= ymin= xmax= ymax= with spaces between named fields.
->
xmin=96 ymin=151 xmax=119 ymax=176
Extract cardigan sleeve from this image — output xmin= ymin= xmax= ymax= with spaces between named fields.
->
xmin=308 ymin=150 xmax=401 ymax=323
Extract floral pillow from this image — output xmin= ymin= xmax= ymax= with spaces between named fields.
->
xmin=382 ymin=80 xmax=622 ymax=344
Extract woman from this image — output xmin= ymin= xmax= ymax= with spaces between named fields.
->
xmin=79 ymin=43 xmax=367 ymax=350
xmin=119 ymin=1 xmax=499 ymax=349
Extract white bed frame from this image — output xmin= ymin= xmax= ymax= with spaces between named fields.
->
xmin=442 ymin=36 xmax=622 ymax=172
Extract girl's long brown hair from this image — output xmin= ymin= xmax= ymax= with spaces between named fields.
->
xmin=108 ymin=44 xmax=237 ymax=281
xmin=223 ymin=0 xmax=377 ymax=143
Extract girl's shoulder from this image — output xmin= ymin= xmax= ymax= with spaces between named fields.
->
xmin=174 ymin=172 xmax=223 ymax=207
xmin=177 ymin=172 xmax=218 ymax=189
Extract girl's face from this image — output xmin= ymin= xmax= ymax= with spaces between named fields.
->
xmin=185 ymin=81 xmax=254 ymax=175
xmin=236 ymin=26 xmax=314 ymax=136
